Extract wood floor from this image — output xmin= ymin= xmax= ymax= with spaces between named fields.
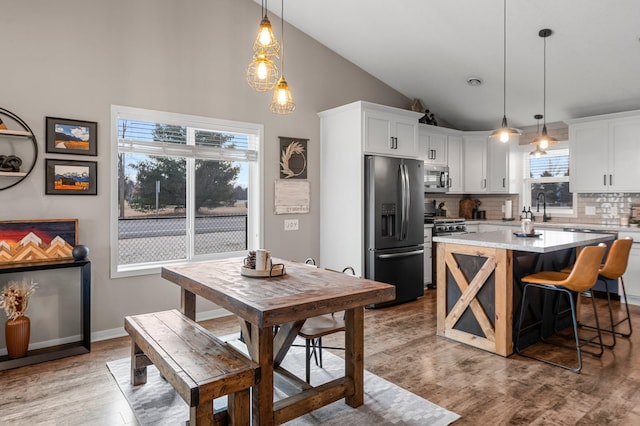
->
xmin=2 ymin=289 xmax=640 ymax=425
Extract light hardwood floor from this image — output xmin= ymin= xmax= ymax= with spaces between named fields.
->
xmin=2 ymin=289 xmax=640 ymax=425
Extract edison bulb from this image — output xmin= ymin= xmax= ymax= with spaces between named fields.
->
xmin=539 ymin=138 xmax=549 ymax=150
xmin=257 ymin=61 xmax=268 ymax=80
xmin=500 ymin=131 xmax=509 ymax=143
xmin=277 ymin=87 xmax=288 ymax=105
xmin=258 ymin=27 xmax=272 ymax=46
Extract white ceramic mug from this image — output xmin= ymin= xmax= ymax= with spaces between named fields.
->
xmin=521 ymin=219 xmax=534 ymax=234
xmin=255 ymin=249 xmax=271 ymax=271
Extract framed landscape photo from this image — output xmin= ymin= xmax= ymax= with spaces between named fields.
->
xmin=45 ymin=159 xmax=97 ymax=195
xmin=46 ymin=117 xmax=98 ymax=156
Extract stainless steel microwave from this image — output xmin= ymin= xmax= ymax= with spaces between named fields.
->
xmin=424 ymin=164 xmax=449 ymax=192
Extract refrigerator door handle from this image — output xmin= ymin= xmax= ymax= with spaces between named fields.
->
xmin=377 ymin=249 xmax=424 ymax=259
xmin=400 ymin=163 xmax=410 ymax=241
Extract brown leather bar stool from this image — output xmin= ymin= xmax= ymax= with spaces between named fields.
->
xmin=514 ymin=243 xmax=606 ymax=373
xmin=575 ymin=237 xmax=634 ymax=348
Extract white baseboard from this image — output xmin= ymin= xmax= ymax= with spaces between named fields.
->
xmin=90 ymin=307 xmax=233 ymax=343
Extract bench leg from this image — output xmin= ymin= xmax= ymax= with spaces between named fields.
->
xmin=131 ymin=342 xmax=147 ymax=386
xmin=228 ymin=389 xmax=251 ymax=426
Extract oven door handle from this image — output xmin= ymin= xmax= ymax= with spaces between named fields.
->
xmin=377 ymin=249 xmax=424 ymax=259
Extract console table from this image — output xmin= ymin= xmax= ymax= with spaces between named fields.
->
xmin=0 ymin=259 xmax=91 ymax=370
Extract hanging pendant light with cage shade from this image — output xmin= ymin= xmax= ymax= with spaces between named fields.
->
xmin=490 ymin=0 xmax=521 ymax=143
xmin=270 ymin=0 xmax=295 ymax=114
xmin=253 ymin=0 xmax=279 ymax=59
xmin=531 ymin=28 xmax=558 ymax=150
xmin=247 ymin=0 xmax=280 ymax=91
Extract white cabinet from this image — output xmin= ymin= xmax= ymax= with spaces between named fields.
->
xmin=364 ymin=107 xmax=421 ymax=158
xmin=569 ymin=113 xmax=640 ymax=193
xmin=318 ymin=101 xmax=422 ymax=274
xmin=619 ymin=232 xmax=640 ymax=305
xmin=463 ymin=134 xmax=488 ymax=192
xmin=487 ymin=139 xmax=510 ymax=193
xmin=418 ymin=125 xmax=447 ymax=165
xmin=424 ymin=226 xmax=433 ymax=286
xmin=447 ymin=135 xmax=464 ymax=193
xmin=463 ymin=133 xmax=510 ymax=193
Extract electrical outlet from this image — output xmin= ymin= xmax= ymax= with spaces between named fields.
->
xmin=284 ymin=219 xmax=299 ymax=231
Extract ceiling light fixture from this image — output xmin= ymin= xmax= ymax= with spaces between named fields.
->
xmin=253 ymin=0 xmax=279 ymax=59
xmin=490 ymin=0 xmax=521 ymax=143
xmin=529 ymin=114 xmax=547 ymax=157
xmin=270 ymin=0 xmax=295 ymax=114
xmin=531 ymin=28 xmax=558 ymax=151
xmin=247 ymin=0 xmax=280 ymax=91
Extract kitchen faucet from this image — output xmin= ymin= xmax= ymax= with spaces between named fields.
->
xmin=536 ymin=192 xmax=550 ymax=222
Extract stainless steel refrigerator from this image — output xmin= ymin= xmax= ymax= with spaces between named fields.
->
xmin=365 ymin=155 xmax=424 ymax=308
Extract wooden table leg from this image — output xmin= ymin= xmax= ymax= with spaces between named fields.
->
xmin=252 ymin=323 xmax=275 ymax=426
xmin=344 ymin=306 xmax=364 ymax=407
xmin=180 ymin=289 xmax=196 ymax=320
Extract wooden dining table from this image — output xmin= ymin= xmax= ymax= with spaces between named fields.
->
xmin=161 ymin=257 xmax=395 ymax=425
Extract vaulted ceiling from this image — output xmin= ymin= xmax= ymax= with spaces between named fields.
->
xmin=260 ymin=0 xmax=640 ymax=130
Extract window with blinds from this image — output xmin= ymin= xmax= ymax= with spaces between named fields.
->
xmin=523 ymin=146 xmax=574 ymax=215
xmin=110 ymin=105 xmax=262 ymax=277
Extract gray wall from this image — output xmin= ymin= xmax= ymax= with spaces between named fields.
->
xmin=0 ymin=0 xmax=410 ymax=339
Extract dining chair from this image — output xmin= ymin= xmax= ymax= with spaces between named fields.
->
xmin=298 ymin=258 xmax=353 ymax=383
xmin=514 ymin=243 xmax=606 ymax=373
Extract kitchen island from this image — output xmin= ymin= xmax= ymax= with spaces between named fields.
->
xmin=433 ymin=229 xmax=615 ymax=356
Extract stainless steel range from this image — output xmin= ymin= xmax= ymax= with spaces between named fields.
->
xmin=427 ymin=217 xmax=467 ymax=236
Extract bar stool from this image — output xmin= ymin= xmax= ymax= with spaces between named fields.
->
xmin=576 ymin=237 xmax=634 ymax=348
xmin=514 ymin=243 xmax=606 ymax=373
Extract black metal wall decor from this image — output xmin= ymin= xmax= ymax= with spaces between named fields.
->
xmin=0 ymin=108 xmax=38 ymax=191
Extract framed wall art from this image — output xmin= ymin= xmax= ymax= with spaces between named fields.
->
xmin=279 ymin=137 xmax=308 ymax=179
xmin=0 ymin=219 xmax=77 ymax=264
xmin=46 ymin=117 xmax=98 ymax=156
xmin=45 ymin=159 xmax=97 ymax=195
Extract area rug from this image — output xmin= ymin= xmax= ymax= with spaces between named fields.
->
xmin=107 ymin=336 xmax=459 ymax=425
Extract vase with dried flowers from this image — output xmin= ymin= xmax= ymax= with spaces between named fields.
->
xmin=1 ymin=279 xmax=37 ymax=359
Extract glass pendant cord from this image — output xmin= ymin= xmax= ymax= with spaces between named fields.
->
xmin=270 ymin=0 xmax=295 ymax=114
xmin=491 ymin=0 xmax=521 ymax=143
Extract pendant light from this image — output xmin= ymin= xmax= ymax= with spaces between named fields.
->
xmin=270 ymin=0 xmax=295 ymax=114
xmin=490 ymin=0 xmax=521 ymax=143
xmin=253 ymin=0 xmax=279 ymax=59
xmin=529 ymin=114 xmax=547 ymax=157
xmin=531 ymin=28 xmax=558 ymax=150
xmin=247 ymin=0 xmax=280 ymax=91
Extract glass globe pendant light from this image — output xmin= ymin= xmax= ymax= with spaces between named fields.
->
xmin=270 ymin=0 xmax=295 ymax=114
xmin=530 ymin=114 xmax=547 ymax=157
xmin=490 ymin=0 xmax=521 ymax=143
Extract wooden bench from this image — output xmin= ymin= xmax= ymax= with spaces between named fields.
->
xmin=124 ymin=310 xmax=257 ymax=425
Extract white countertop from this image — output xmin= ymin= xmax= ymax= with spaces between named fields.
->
xmin=432 ymin=229 xmax=616 ymax=253
xmin=465 ymin=219 xmax=640 ymax=233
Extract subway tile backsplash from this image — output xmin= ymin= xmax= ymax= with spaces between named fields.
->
xmin=426 ymin=192 xmax=640 ymax=225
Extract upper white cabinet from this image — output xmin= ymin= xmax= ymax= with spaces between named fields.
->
xmin=487 ymin=139 xmax=510 ymax=193
xmin=418 ymin=125 xmax=447 ymax=165
xmin=463 ymin=134 xmax=488 ymax=192
xmin=364 ymin=106 xmax=421 ymax=158
xmin=447 ymin=135 xmax=464 ymax=193
xmin=463 ymin=133 xmax=510 ymax=193
xmin=569 ymin=112 xmax=640 ymax=192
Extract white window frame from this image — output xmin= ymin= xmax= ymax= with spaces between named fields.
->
xmin=521 ymin=141 xmax=576 ymax=219
xmin=110 ymin=105 xmax=263 ymax=278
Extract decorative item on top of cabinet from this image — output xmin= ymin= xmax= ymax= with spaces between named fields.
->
xmin=0 ymin=108 xmax=38 ymax=191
